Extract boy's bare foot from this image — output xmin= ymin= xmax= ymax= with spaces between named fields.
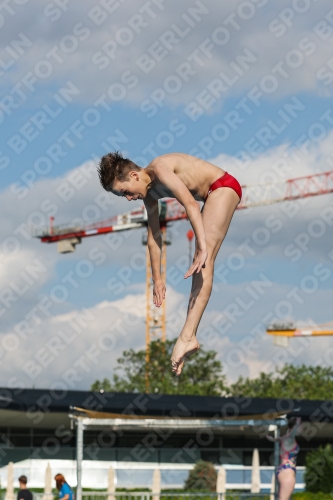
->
xmin=171 ymin=336 xmax=200 ymax=376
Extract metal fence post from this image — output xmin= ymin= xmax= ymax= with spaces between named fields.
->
xmin=274 ymin=423 xmax=280 ymax=500
xmin=76 ymin=418 xmax=84 ymax=500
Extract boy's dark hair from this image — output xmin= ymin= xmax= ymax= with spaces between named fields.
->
xmin=18 ymin=475 xmax=28 ymax=484
xmin=97 ymin=151 xmax=141 ymax=191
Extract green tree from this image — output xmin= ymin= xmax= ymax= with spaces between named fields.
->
xmin=91 ymin=339 xmax=226 ymax=395
xmin=184 ymin=461 xmax=217 ymax=491
xmin=304 ymin=444 xmax=333 ymax=493
xmin=91 ymin=377 xmax=113 ymax=392
xmin=228 ymin=364 xmax=333 ymax=400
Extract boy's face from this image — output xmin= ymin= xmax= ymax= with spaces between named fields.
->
xmin=112 ymin=171 xmax=147 ymax=201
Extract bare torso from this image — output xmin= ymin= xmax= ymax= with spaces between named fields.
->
xmin=145 ymin=153 xmax=225 ymax=202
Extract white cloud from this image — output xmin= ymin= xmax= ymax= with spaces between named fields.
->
xmin=213 ymin=133 xmax=332 ymax=185
xmin=0 ymin=286 xmax=186 ymax=390
xmin=2 ymin=0 xmax=333 ymax=111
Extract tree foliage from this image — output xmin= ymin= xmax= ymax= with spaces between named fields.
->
xmin=92 ymin=345 xmax=333 ymax=400
xmin=91 ymin=339 xmax=226 ymax=395
xmin=304 ymin=444 xmax=333 ymax=493
xmin=184 ymin=461 xmax=217 ymax=491
xmin=228 ymin=364 xmax=333 ymax=400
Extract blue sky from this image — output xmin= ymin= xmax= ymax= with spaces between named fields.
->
xmin=1 ymin=0 xmax=333 ymax=390
xmin=3 ymin=91 xmax=333 ymax=188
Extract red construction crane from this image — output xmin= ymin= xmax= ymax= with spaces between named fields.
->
xmin=33 ymin=169 xmax=333 ymax=389
xmin=34 ymin=198 xmax=187 ymax=251
xmin=34 ymin=169 xmax=333 ymax=248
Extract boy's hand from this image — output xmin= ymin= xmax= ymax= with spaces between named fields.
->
xmin=153 ymin=279 xmax=166 ymax=307
xmin=184 ymin=249 xmax=208 ymax=278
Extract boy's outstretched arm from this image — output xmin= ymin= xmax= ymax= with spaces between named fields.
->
xmin=153 ymin=163 xmax=207 ymax=278
xmin=144 ymin=194 xmax=165 ymax=308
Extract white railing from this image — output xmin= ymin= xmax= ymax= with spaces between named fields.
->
xmin=0 ymin=460 xmax=305 ymax=492
xmin=33 ymin=494 xmax=272 ymax=500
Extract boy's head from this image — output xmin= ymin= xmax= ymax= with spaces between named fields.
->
xmin=18 ymin=475 xmax=28 ymax=488
xmin=98 ymin=151 xmax=149 ymax=201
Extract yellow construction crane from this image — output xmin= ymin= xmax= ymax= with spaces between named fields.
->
xmin=266 ymin=321 xmax=333 ymax=347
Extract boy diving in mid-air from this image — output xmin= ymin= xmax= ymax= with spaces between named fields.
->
xmin=98 ymin=152 xmax=242 ymax=375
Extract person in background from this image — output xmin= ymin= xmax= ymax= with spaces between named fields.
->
xmin=54 ymin=474 xmax=73 ymax=500
xmin=17 ymin=475 xmax=33 ymax=500
xmin=266 ymin=417 xmax=302 ymax=500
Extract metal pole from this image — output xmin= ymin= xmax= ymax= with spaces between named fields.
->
xmin=145 ymin=241 xmax=151 ymax=393
xmin=186 ymin=229 xmax=194 ymax=267
xmin=274 ymin=422 xmax=280 ymax=500
xmin=189 ymin=238 xmax=192 ymax=267
xmin=76 ymin=418 xmax=84 ymax=500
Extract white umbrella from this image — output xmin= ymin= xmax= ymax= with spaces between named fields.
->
xmin=251 ymin=448 xmax=260 ymax=493
xmin=43 ymin=463 xmax=52 ymax=500
xmin=270 ymin=471 xmax=275 ymax=500
xmin=152 ymin=468 xmax=161 ymax=500
xmin=107 ymin=466 xmax=116 ymax=500
xmin=4 ymin=462 xmax=14 ymax=500
xmin=216 ymin=466 xmax=226 ymax=498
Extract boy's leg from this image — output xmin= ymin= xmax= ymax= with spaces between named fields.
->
xmin=171 ymin=187 xmax=240 ymax=375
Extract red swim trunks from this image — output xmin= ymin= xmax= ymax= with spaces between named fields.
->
xmin=206 ymin=172 xmax=242 ymax=202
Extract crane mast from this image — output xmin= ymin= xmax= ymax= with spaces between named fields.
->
xmin=144 ymin=225 xmax=168 ymax=391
